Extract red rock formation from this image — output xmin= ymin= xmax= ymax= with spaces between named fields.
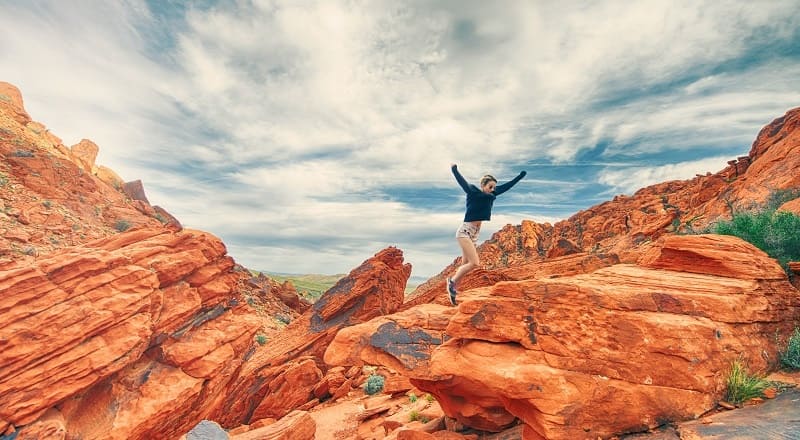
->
xmin=0 ymin=227 xmax=264 ymax=438
xmin=779 ymin=198 xmax=800 ymax=215
xmin=211 ymin=247 xmax=412 ymax=426
xmin=153 ymin=205 xmax=183 ymax=229
xmin=0 ymin=82 xmax=176 ymax=263
xmin=70 ymin=139 xmax=99 ymax=174
xmin=327 ymin=235 xmax=800 ymax=439
xmin=0 ymin=81 xmax=30 ymax=125
xmin=122 ymin=179 xmax=150 ymax=204
xmin=228 ymin=410 xmax=315 ymax=440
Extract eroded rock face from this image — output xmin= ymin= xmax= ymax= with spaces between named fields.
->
xmin=0 ymin=82 xmax=178 ymax=264
xmin=229 ymin=410 xmax=316 ymax=440
xmin=326 ymin=235 xmax=800 ymax=439
xmin=70 ymin=139 xmax=99 ymax=174
xmin=0 ymin=227 xmax=262 ymax=439
xmin=211 ymin=246 xmax=412 ymax=426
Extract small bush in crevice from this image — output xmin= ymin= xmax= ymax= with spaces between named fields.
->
xmin=363 ymin=374 xmax=385 ymax=395
xmin=114 ymin=219 xmax=132 ymax=232
xmin=725 ymin=359 xmax=770 ymax=405
xmin=255 ymin=334 xmax=268 ymax=346
xmin=780 ymin=327 xmax=800 ymax=370
xmin=11 ymin=149 xmax=34 ymax=157
xmin=275 ymin=313 xmax=291 ymax=325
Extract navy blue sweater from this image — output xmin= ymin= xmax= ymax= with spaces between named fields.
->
xmin=452 ymin=165 xmax=526 ymax=222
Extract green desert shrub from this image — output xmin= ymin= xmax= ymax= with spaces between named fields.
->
xmin=780 ymin=327 xmax=800 ymax=370
xmin=714 ymin=209 xmax=800 ymax=272
xmin=114 ymin=219 xmax=132 ymax=232
xmin=275 ymin=313 xmax=291 ymax=325
xmin=725 ymin=359 xmax=770 ymax=405
xmin=363 ymin=374 xmax=385 ymax=395
xmin=11 ymin=149 xmax=34 ymax=157
xmin=255 ymin=334 xmax=268 ymax=346
xmin=408 ymin=392 xmax=418 ymax=403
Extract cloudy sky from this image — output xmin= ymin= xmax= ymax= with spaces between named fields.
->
xmin=2 ymin=1 xmax=799 ymax=280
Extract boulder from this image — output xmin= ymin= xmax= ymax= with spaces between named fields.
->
xmin=327 ymin=235 xmax=800 ymax=439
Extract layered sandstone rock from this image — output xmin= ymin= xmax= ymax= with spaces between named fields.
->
xmin=0 ymin=227 xmax=262 ymax=439
xmin=0 ymin=81 xmax=30 ymax=125
xmin=779 ymin=197 xmax=800 ymax=215
xmin=229 ymin=410 xmax=315 ymax=440
xmin=403 ymin=234 xmax=619 ymax=310
xmin=327 ymin=235 xmax=800 ymax=439
xmin=70 ymin=139 xmax=99 ymax=174
xmin=211 ymin=247 xmax=412 ymax=426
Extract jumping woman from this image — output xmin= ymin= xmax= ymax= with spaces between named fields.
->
xmin=447 ymin=163 xmax=526 ymax=305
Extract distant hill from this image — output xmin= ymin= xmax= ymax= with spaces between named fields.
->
xmin=260 ymin=272 xmax=343 ymax=301
xmin=262 ymin=271 xmax=420 ymax=301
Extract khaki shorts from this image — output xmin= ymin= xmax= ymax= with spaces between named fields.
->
xmin=455 ymin=222 xmax=480 ymax=244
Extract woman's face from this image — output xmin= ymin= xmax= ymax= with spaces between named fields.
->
xmin=481 ymin=180 xmax=496 ymax=194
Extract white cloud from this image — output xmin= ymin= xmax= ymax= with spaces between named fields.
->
xmin=1 ymin=0 xmax=799 ymax=277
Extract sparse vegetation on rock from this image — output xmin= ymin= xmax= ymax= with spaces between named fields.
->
xmin=713 ymin=207 xmax=800 ymax=273
xmin=725 ymin=359 xmax=771 ymax=405
xmin=363 ymin=374 xmax=385 ymax=395
xmin=780 ymin=328 xmax=800 ymax=370
xmin=114 ymin=219 xmax=132 ymax=232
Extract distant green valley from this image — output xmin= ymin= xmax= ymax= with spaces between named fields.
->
xmin=263 ymin=272 xmax=345 ymax=301
xmin=260 ymin=272 xmax=419 ymax=301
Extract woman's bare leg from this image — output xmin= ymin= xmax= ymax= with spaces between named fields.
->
xmin=451 ymin=237 xmax=480 ymax=284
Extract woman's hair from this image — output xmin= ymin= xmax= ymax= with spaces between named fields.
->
xmin=480 ymin=174 xmax=497 ymax=186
